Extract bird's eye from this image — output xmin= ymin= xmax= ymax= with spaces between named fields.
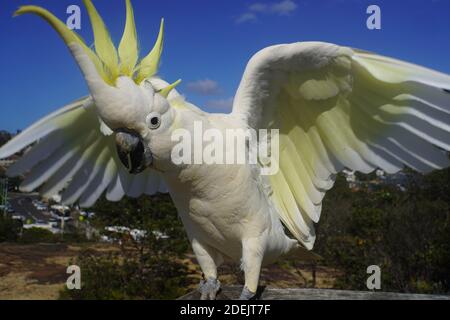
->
xmin=146 ymin=112 xmax=161 ymax=129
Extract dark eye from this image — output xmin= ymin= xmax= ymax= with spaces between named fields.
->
xmin=146 ymin=112 xmax=161 ymax=129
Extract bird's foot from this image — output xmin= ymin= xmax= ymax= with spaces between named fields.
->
xmin=198 ymin=277 xmax=221 ymax=300
xmin=239 ymin=286 xmax=256 ymax=300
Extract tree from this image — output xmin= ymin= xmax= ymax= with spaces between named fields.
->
xmin=0 ymin=214 xmax=21 ymax=242
xmin=60 ymin=193 xmax=192 ymax=299
xmin=315 ymin=169 xmax=450 ymax=294
xmin=0 ymin=130 xmax=12 ymax=148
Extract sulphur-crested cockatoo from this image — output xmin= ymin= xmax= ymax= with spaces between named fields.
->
xmin=1 ymin=1 xmax=450 ymax=300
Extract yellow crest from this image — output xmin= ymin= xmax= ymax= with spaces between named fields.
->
xmin=15 ymin=0 xmax=165 ymax=86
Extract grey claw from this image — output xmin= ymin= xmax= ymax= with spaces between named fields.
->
xmin=198 ymin=277 xmax=221 ymax=300
xmin=239 ymin=286 xmax=256 ymax=300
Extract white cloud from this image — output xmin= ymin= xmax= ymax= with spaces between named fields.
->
xmin=206 ymin=97 xmax=234 ymax=112
xmin=236 ymin=0 xmax=297 ymax=24
xmin=235 ymin=12 xmax=257 ymax=24
xmin=249 ymin=3 xmax=267 ymax=13
xmin=271 ymin=0 xmax=298 ymax=15
xmin=186 ymin=79 xmax=222 ymax=96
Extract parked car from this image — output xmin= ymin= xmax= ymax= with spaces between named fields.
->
xmin=49 ymin=218 xmax=59 ymax=227
xmin=80 ymin=211 xmax=96 ymax=218
xmin=35 ymin=204 xmax=47 ymax=211
xmin=12 ymin=215 xmax=26 ymax=222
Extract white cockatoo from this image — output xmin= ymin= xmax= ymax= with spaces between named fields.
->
xmin=1 ymin=1 xmax=450 ymax=299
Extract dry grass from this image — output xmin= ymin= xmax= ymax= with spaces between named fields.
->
xmin=0 ymin=243 xmax=339 ymax=299
xmin=0 ymin=272 xmax=63 ymax=300
xmin=0 ymin=243 xmax=116 ymax=300
xmin=183 ymin=253 xmax=339 ymax=291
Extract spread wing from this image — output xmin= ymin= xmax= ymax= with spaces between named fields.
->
xmin=0 ymin=97 xmax=167 ymax=207
xmin=232 ymin=42 xmax=450 ymax=249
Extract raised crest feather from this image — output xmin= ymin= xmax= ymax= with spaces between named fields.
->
xmin=119 ymin=0 xmax=139 ymax=76
xmin=15 ymin=1 xmax=169 ymax=85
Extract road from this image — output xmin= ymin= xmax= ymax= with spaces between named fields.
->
xmin=8 ymin=193 xmax=51 ymax=223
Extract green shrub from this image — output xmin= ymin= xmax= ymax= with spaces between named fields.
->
xmin=60 ymin=193 xmax=191 ymax=300
xmin=315 ymin=169 xmax=450 ymax=294
xmin=0 ymin=214 xmax=21 ymax=242
xmin=59 ymin=250 xmax=189 ymax=300
xmin=19 ymin=227 xmax=56 ymax=243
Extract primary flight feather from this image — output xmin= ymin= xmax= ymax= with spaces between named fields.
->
xmin=1 ymin=0 xmax=450 ymax=299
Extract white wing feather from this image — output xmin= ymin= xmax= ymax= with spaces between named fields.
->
xmin=232 ymin=42 xmax=450 ymax=249
xmin=0 ymin=97 xmax=166 ymax=207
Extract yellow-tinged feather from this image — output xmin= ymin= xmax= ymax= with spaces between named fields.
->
xmin=276 ymin=101 xmax=327 ymax=199
xmin=282 ymin=138 xmax=325 ymax=204
xmin=299 ymin=79 xmax=339 ymax=100
xmin=279 ymin=144 xmax=321 ymax=222
xmin=270 ymin=187 xmax=297 ymax=239
xmin=16 ymin=3 xmax=171 ymax=86
xmin=270 ymin=174 xmax=302 ymax=237
xmin=83 ymin=0 xmax=119 ymax=81
xmin=278 ymin=94 xmax=334 ymax=183
xmin=159 ymin=79 xmax=182 ymax=98
xmin=14 ymin=5 xmax=107 ymax=82
xmin=307 ymin=126 xmax=339 ymax=174
xmin=328 ymin=101 xmax=374 ymax=172
xmin=118 ymin=0 xmax=139 ymax=76
xmin=135 ymin=19 xmax=164 ymax=84
xmin=270 ymin=168 xmax=314 ymax=245
xmin=315 ymin=109 xmax=366 ymax=171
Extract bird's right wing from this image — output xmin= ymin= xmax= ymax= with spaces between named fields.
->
xmin=0 ymin=97 xmax=166 ymax=207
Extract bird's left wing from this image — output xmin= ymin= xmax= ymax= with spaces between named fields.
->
xmin=232 ymin=42 xmax=450 ymax=249
xmin=0 ymin=97 xmax=166 ymax=207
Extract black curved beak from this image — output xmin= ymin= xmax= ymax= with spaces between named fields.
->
xmin=115 ymin=130 xmax=153 ymax=174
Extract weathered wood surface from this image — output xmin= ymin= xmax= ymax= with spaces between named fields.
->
xmin=178 ymin=286 xmax=450 ymax=300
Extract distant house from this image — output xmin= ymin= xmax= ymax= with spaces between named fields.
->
xmin=342 ymin=168 xmax=411 ymax=192
xmin=342 ymin=169 xmax=359 ymax=190
xmin=23 ymin=223 xmax=61 ymax=234
xmin=0 ymin=159 xmax=15 ymax=167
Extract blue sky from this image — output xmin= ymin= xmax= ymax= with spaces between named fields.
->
xmin=1 ymin=0 xmax=450 ymax=132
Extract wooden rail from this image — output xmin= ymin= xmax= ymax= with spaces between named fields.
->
xmin=178 ymin=286 xmax=450 ymax=300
